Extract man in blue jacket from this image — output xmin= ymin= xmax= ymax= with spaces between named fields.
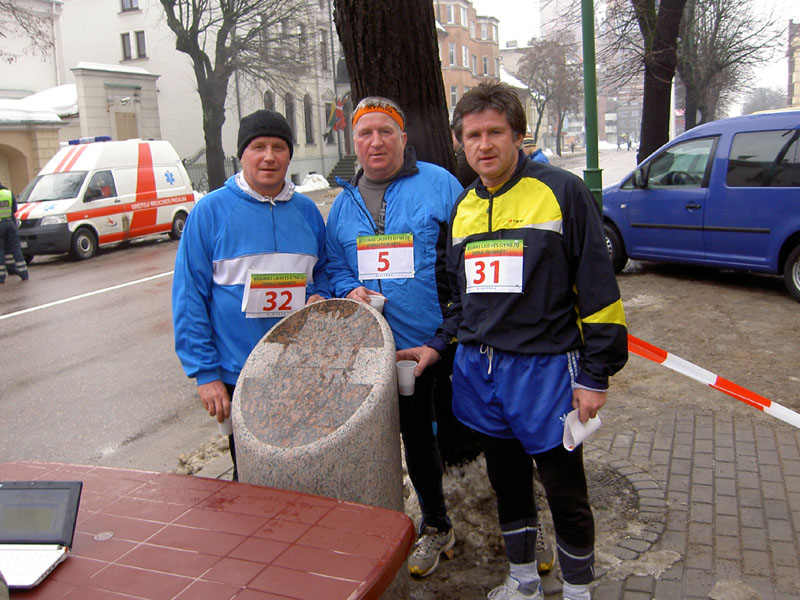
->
xmin=325 ymin=96 xmax=462 ymax=578
xmin=173 ymin=110 xmax=330 ymax=479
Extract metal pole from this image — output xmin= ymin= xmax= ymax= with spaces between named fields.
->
xmin=581 ymin=0 xmax=602 ymax=206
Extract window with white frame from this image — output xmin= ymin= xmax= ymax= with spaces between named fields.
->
xmin=460 ymin=6 xmax=467 ymax=25
xmin=450 ymin=85 xmax=458 ymax=106
xmin=135 ymin=30 xmax=146 ymax=58
xmin=495 ymin=57 xmax=500 ymax=76
xmin=480 ymin=22 xmax=488 ymax=39
xmin=121 ymin=33 xmax=132 ymax=60
xmin=446 ymin=5 xmax=453 ymax=23
xmin=471 ymin=55 xmax=477 ymax=75
xmin=483 ymin=56 xmax=488 ymax=75
xmin=320 ymin=29 xmax=329 ymax=70
xmin=120 ymin=0 xmax=138 ymax=11
xmin=462 ymin=46 xmax=468 ymax=67
xmin=448 ymin=42 xmax=456 ymax=66
xmin=469 ymin=21 xmax=475 ymax=37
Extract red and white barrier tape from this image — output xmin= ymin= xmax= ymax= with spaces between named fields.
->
xmin=628 ymin=334 xmax=800 ymax=430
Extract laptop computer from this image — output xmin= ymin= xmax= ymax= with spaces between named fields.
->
xmin=0 ymin=481 xmax=82 ymax=589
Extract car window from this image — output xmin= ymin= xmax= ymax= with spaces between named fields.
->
xmin=726 ymin=129 xmax=800 ymax=188
xmin=86 ymin=170 xmax=117 ymax=201
xmin=646 ymin=137 xmax=715 ymax=188
xmin=18 ymin=172 xmax=87 ymax=202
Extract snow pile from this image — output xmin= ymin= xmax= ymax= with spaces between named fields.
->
xmin=295 ymin=174 xmax=330 ymax=194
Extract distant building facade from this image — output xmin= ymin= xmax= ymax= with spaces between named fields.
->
xmin=434 ymin=1 xmax=500 ymax=117
xmin=0 ymin=0 xmax=343 ymax=191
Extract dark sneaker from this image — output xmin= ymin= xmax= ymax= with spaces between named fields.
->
xmin=408 ymin=525 xmax=455 ymax=578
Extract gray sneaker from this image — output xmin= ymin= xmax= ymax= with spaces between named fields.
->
xmin=536 ymin=528 xmax=555 ymax=574
xmin=487 ymin=576 xmax=543 ymax=599
xmin=408 ymin=525 xmax=455 ymax=577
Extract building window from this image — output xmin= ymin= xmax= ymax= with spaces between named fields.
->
xmin=460 ymin=7 xmax=467 ymax=25
xmin=445 ymin=5 xmax=453 ymax=23
xmin=264 ymin=90 xmax=275 ymax=110
xmin=135 ymin=31 xmax=146 ymax=58
xmin=303 ymin=94 xmax=314 ymax=144
xmin=120 ymin=0 xmax=139 ymax=11
xmin=471 ymin=55 xmax=477 ymax=75
xmin=462 ymin=46 xmax=468 ymax=67
xmin=480 ymin=22 xmax=488 ymax=40
xmin=448 ymin=42 xmax=456 ymax=66
xmin=469 ymin=21 xmax=475 ymax=38
xmin=320 ymin=30 xmax=329 ymax=70
xmin=450 ymin=86 xmax=458 ymax=106
xmin=298 ymin=24 xmax=307 ymax=58
xmin=121 ymin=33 xmax=132 ymax=60
xmin=483 ymin=56 xmax=488 ymax=76
xmin=285 ymin=94 xmax=296 ymax=138
xmin=495 ymin=57 xmax=500 ymax=76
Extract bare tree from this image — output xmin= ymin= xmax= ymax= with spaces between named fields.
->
xmin=741 ymin=87 xmax=790 ymax=114
xmin=159 ymin=0 xmax=315 ymax=190
xmin=550 ymin=48 xmax=584 ymax=157
xmin=0 ymin=1 xmax=54 ymax=63
xmin=516 ymin=39 xmax=562 ymax=144
xmin=333 ymin=0 xmax=454 ymax=172
xmin=677 ymin=0 xmax=783 ymax=128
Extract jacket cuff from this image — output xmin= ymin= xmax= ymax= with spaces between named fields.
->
xmin=196 ymin=369 xmax=223 ymax=386
xmin=574 ymin=370 xmax=608 ymax=391
xmin=425 ymin=336 xmax=448 ymax=354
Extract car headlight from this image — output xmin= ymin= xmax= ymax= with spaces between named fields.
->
xmin=41 ymin=214 xmax=67 ymax=226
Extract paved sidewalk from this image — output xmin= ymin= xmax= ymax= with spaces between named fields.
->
xmin=588 ymin=407 xmax=800 ymax=600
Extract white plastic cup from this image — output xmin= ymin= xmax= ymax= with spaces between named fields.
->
xmin=367 ymin=294 xmax=385 ymax=313
xmin=396 ymin=360 xmax=417 ymax=396
xmin=218 ymin=416 xmax=233 ymax=435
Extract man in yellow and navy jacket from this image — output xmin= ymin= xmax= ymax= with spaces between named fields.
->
xmin=399 ymin=81 xmax=627 ymax=600
xmin=0 ymin=181 xmax=29 ymax=283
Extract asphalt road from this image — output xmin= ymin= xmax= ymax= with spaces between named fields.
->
xmin=0 ymin=234 xmax=210 ymax=472
xmin=0 ymin=148 xmax=637 ymax=474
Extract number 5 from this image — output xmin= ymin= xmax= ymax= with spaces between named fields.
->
xmin=377 ymin=250 xmax=390 ymax=272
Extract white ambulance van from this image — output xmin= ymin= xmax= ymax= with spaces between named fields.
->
xmin=16 ymin=137 xmax=196 ymax=260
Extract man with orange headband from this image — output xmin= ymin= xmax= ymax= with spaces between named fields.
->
xmin=326 ymin=96 xmax=463 ymax=579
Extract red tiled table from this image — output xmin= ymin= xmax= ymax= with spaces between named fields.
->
xmin=2 ymin=461 xmax=415 ymax=600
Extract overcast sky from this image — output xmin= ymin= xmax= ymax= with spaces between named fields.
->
xmin=469 ymin=0 xmax=799 ymax=92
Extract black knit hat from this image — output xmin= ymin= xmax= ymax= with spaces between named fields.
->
xmin=237 ymin=109 xmax=294 ymax=159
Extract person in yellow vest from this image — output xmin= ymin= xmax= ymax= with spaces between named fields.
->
xmin=0 ymin=181 xmax=29 ymax=283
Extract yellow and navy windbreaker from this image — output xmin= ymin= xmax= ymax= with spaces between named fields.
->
xmin=428 ymin=152 xmax=627 ymax=389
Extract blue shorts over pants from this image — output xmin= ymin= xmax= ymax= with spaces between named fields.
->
xmin=452 ymin=344 xmax=578 ymax=454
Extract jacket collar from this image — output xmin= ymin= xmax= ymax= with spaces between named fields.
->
xmin=473 ymin=150 xmax=528 ymax=199
xmin=234 ymin=172 xmax=294 ymax=205
xmin=348 ymin=147 xmax=420 ymax=188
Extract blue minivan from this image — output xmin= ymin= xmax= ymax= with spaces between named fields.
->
xmin=602 ymin=109 xmax=800 ymax=301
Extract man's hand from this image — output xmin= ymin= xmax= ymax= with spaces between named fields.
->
xmin=572 ymin=388 xmax=607 ymax=423
xmin=396 ymin=346 xmax=440 ymax=377
xmin=346 ymin=286 xmax=383 ymax=304
xmin=306 ymin=294 xmax=325 ymax=305
xmin=197 ymin=380 xmax=231 ymax=423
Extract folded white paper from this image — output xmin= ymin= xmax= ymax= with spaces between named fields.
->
xmin=563 ymin=409 xmax=602 ymax=451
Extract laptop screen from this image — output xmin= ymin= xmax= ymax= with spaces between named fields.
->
xmin=0 ymin=482 xmax=82 ymax=547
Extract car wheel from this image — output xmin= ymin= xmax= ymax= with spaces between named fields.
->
xmin=604 ymin=223 xmax=628 ymax=273
xmin=70 ymin=227 xmax=97 ymax=260
xmin=169 ymin=212 xmax=187 ymax=240
xmin=783 ymin=245 xmax=800 ymax=302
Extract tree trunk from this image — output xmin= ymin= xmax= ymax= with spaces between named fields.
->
xmin=636 ymin=0 xmax=687 ymax=164
xmin=684 ymin=86 xmax=698 ymax=130
xmin=334 ymin=0 xmax=455 ymax=173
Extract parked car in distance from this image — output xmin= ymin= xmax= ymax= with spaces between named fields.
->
xmin=16 ymin=137 xmax=196 ymax=261
xmin=602 ymin=109 xmax=800 ymax=301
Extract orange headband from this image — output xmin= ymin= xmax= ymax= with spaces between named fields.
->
xmin=352 ymin=105 xmax=405 ymax=130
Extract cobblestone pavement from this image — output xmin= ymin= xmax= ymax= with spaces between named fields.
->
xmin=588 ymin=408 xmax=800 ymax=600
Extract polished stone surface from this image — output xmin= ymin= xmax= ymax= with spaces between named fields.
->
xmin=234 ymin=299 xmax=404 ymax=513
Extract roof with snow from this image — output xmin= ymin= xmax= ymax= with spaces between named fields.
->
xmin=500 ymin=66 xmax=526 ymax=89
xmin=72 ymin=61 xmax=157 ymax=77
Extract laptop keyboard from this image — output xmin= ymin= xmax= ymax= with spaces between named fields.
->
xmin=0 ymin=545 xmax=64 ymax=587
